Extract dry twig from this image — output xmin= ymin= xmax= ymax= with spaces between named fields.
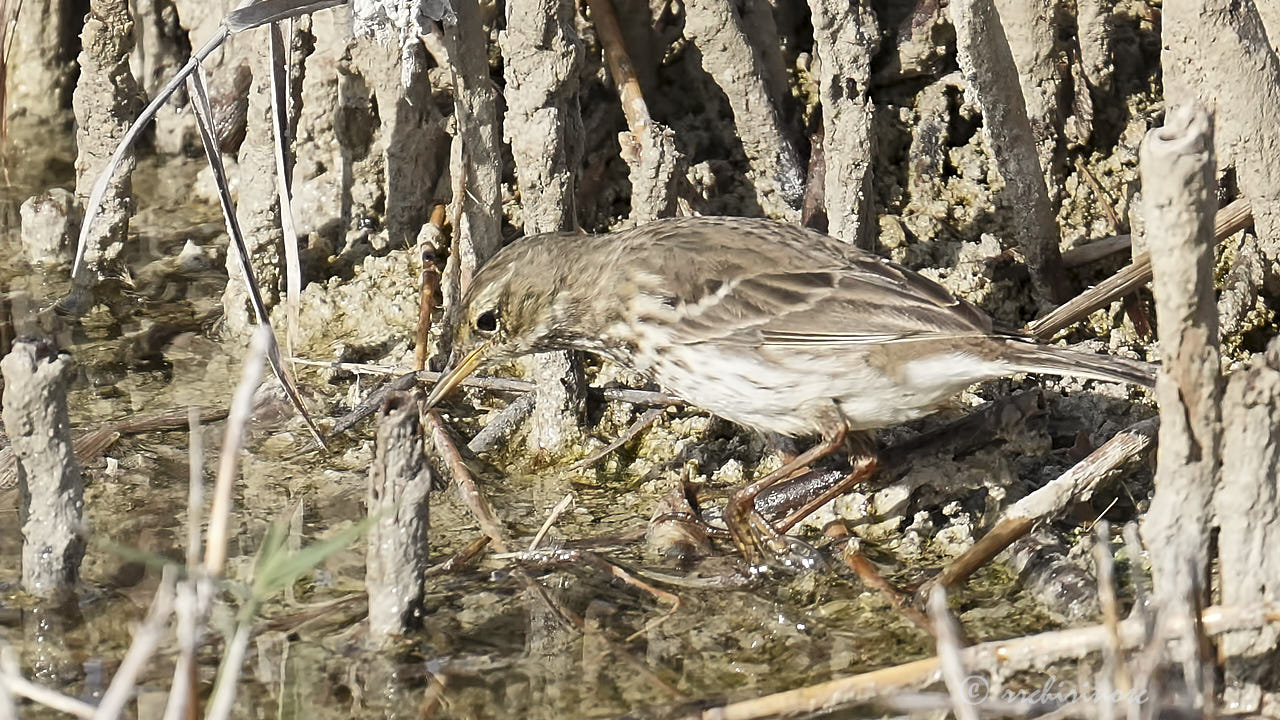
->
xmin=917 ymin=416 xmax=1156 ymax=601
xmin=1028 ymin=198 xmax=1251 ymax=339
xmin=586 ymin=0 xmax=683 ymax=220
xmin=696 ymin=601 xmax=1280 ymax=720
xmin=567 ymin=407 xmax=664 ymax=471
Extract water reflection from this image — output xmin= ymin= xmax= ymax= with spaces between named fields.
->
xmin=0 ymin=136 xmax=1056 ymax=720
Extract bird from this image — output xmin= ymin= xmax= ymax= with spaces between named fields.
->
xmin=424 ymin=216 xmax=1154 ymax=567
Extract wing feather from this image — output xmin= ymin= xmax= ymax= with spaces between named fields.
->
xmin=667 ymin=259 xmax=993 ymax=347
xmin=607 ymin=216 xmax=996 ymax=348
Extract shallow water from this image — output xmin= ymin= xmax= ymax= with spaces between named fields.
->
xmin=0 ymin=132 xmax=1087 ymax=720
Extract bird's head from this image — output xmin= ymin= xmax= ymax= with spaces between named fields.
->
xmin=424 ymin=235 xmax=597 ymax=408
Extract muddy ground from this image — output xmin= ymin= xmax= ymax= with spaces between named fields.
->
xmin=2 ymin=0 xmax=1274 ymax=717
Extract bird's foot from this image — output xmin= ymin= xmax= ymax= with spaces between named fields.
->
xmin=725 ymin=494 xmax=825 ymax=573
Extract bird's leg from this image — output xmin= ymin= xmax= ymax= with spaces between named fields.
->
xmin=774 ymin=441 xmax=878 ymax=535
xmin=725 ymin=423 xmax=848 ymax=568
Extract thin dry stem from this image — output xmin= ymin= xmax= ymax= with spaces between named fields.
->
xmin=919 ymin=416 xmax=1156 ymax=599
xmin=205 ymin=326 xmax=269 ymax=576
xmin=928 ymin=586 xmax=978 ymax=720
xmin=92 ymin=569 xmax=177 ymax=720
xmin=1029 ymin=198 xmax=1252 ymax=339
xmin=185 ymin=408 xmax=204 ymax=567
xmin=567 ymin=407 xmax=663 ymax=471
xmin=699 ymin=601 xmax=1280 ymax=720
xmin=528 ymin=493 xmax=575 ymax=551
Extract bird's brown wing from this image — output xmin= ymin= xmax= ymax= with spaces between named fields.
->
xmin=666 ymin=256 xmax=995 ymax=347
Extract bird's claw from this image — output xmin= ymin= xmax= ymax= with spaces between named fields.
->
xmin=726 ymin=497 xmax=826 ymax=573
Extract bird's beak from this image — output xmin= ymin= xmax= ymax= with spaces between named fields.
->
xmin=424 ymin=341 xmax=491 ymax=409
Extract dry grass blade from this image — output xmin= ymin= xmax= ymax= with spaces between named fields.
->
xmin=268 ymin=22 xmax=303 ymax=363
xmin=1092 ymin=521 xmax=1131 ymax=706
xmin=187 ymin=63 xmax=324 ymax=447
xmin=91 ymin=569 xmax=177 ymax=720
xmin=0 ymin=0 xmax=22 ymax=150
xmin=204 ymin=325 xmax=268 ymax=576
xmin=1061 ymin=234 xmax=1133 ymax=267
xmin=426 ymin=536 xmax=490 ymax=575
xmin=223 ymin=0 xmax=348 ymax=32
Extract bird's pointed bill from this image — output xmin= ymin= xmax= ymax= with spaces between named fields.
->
xmin=425 ymin=342 xmax=490 ymax=408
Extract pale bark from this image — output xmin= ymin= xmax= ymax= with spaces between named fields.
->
xmin=73 ymin=0 xmax=141 ymax=271
xmin=1216 ymin=342 xmax=1280 ymax=713
xmin=806 ymin=0 xmax=878 ymax=248
xmin=1 ymin=341 xmax=83 ymax=597
xmin=1163 ymin=0 xmax=1280 ymax=264
xmin=684 ymin=0 xmax=802 ymax=218
xmin=439 ymin=0 xmax=504 ymax=354
xmin=501 ymin=0 xmax=587 ymax=454
xmin=1141 ymin=105 xmax=1221 ymax=676
xmin=949 ymin=0 xmax=1068 ymax=303
xmin=366 ymin=392 xmax=432 ymax=643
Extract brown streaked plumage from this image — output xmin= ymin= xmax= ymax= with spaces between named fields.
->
xmin=426 ymin=216 xmax=1154 ymax=566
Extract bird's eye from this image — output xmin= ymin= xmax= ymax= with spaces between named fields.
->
xmin=475 ymin=309 xmax=499 ymax=334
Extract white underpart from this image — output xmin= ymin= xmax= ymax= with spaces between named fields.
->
xmin=899 ymin=352 xmax=1008 ymax=395
xmin=608 ymin=287 xmax=1013 ymax=436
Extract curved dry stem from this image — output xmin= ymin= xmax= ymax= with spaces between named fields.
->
xmin=188 ymin=64 xmax=324 ymax=447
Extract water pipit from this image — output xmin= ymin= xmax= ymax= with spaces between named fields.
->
xmin=425 ymin=217 xmax=1153 ymax=566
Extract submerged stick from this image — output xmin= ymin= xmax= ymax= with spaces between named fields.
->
xmin=0 ymin=406 xmax=227 ymax=489
xmin=366 ymin=392 xmax=432 ymax=643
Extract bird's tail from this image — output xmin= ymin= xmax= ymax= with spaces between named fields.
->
xmin=998 ymin=339 xmax=1156 ymax=389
